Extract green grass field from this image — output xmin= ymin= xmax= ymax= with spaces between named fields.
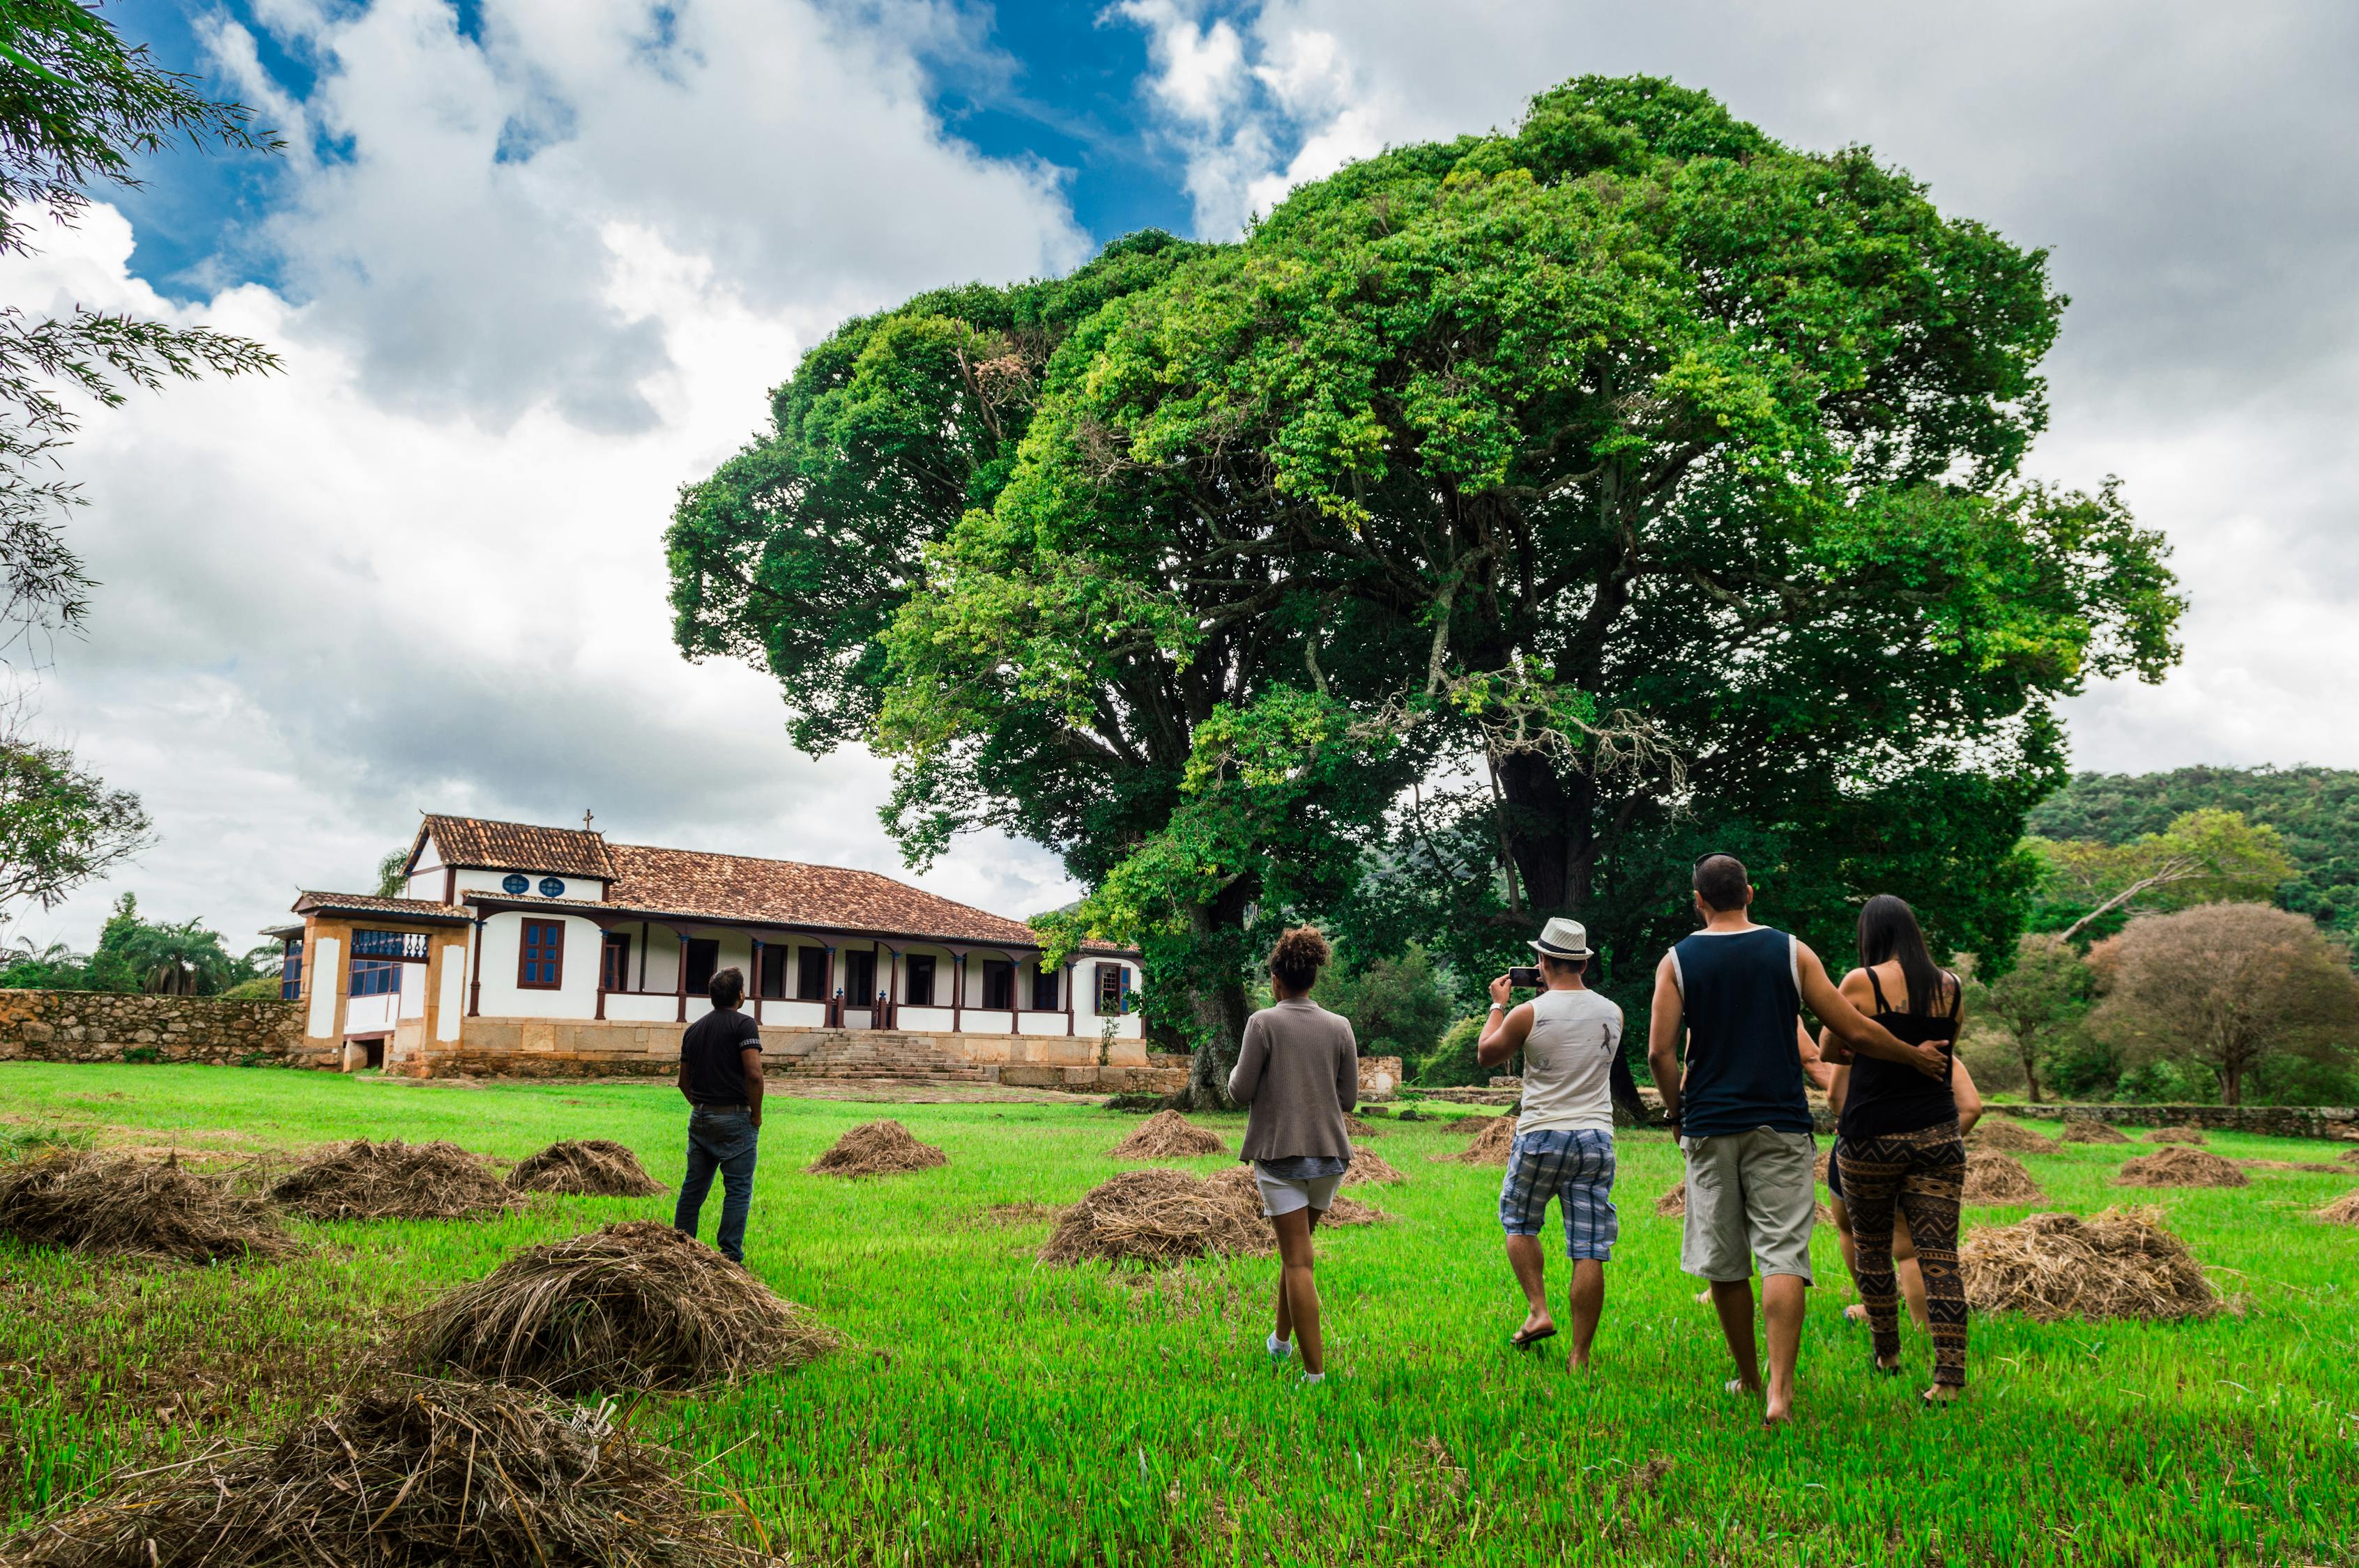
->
xmin=1 ymin=1063 xmax=2355 ymax=1565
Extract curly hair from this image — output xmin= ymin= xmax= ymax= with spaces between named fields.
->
xmin=1267 ymin=926 xmax=1331 ymax=992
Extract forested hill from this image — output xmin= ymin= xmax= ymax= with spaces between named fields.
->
xmin=2028 ymin=766 xmax=2359 ymax=933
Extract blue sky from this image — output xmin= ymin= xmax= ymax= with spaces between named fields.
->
xmin=8 ymin=0 xmax=2356 ymax=950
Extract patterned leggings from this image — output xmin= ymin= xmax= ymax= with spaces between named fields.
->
xmin=1838 ymin=1123 xmax=1967 ymax=1388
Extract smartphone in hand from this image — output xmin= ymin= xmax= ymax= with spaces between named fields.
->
xmin=1507 ymin=966 xmax=1543 ymax=988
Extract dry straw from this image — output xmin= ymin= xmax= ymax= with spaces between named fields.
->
xmin=2340 ymin=1147 xmax=2359 ymax=1167
xmin=270 ymin=1139 xmax=520 ymax=1220
xmin=2315 ymin=1192 xmax=2359 ymax=1225
xmin=2144 ymin=1127 xmax=2207 ymax=1145
xmin=1435 ymin=1116 xmax=1519 ymax=1166
xmin=1960 ymin=1152 xmax=2045 ymax=1205
xmin=2059 ymin=1118 xmax=2131 ymax=1145
xmin=1200 ymin=1165 xmax=1389 ymax=1227
xmin=1960 ymin=1207 xmax=2222 ymax=1321
xmin=1108 ymin=1110 xmax=1227 ymax=1159
xmin=507 ymin=1139 xmax=662 ymax=1196
xmin=0 ymin=1376 xmax=759 ymax=1568
xmin=1041 ymin=1168 xmax=1271 ymax=1265
xmin=2115 ymin=1147 xmax=2248 ymax=1187
xmin=1970 ymin=1119 xmax=2056 ymax=1153
xmin=807 ymin=1119 xmax=947 ymax=1177
xmin=0 ymin=1151 xmax=300 ymax=1264
xmin=1654 ymin=1179 xmax=1687 ymax=1218
xmin=403 ymin=1221 xmax=838 ymax=1393
xmin=1345 ymin=1145 xmax=1406 ymax=1186
xmin=1343 ymin=1113 xmax=1380 ymax=1138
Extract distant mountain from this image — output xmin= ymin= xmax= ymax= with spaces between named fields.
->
xmin=2027 ymin=767 xmax=2358 ymax=934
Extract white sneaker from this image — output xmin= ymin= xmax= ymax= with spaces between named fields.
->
xmin=1267 ymin=1332 xmax=1293 ymax=1362
xmin=1298 ymin=1371 xmax=1324 ymax=1388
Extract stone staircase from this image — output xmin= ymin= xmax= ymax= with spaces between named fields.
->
xmin=766 ymin=1029 xmax=995 ymax=1084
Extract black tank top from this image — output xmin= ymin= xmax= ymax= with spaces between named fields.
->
xmin=1836 ymin=968 xmax=1959 ymax=1141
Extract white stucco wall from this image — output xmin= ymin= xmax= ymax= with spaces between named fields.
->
xmin=473 ymin=910 xmax=604 ymax=1020
xmin=305 ymin=937 xmax=340 ymax=1037
xmin=436 ymin=948 xmax=465 ymax=1040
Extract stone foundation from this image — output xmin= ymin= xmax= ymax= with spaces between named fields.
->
xmin=0 ymin=991 xmax=307 ymax=1066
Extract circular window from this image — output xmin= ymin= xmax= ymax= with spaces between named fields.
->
xmin=538 ymin=877 xmax=565 ymax=898
xmin=501 ymin=873 xmax=528 ymax=895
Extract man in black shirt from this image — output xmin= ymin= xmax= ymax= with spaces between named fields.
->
xmin=673 ymin=966 xmax=765 ymax=1262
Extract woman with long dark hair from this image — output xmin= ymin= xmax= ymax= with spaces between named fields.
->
xmin=1822 ymin=894 xmax=1969 ymax=1404
xmin=1228 ymin=926 xmax=1359 ymax=1386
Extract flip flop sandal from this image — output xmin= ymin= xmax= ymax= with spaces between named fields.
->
xmin=1509 ymin=1325 xmax=1558 ymax=1350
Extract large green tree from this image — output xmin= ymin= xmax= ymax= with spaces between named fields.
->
xmin=670 ymin=77 xmax=2181 ymax=1098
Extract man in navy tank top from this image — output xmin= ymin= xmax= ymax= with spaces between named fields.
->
xmin=1646 ymin=855 xmax=1948 ymax=1427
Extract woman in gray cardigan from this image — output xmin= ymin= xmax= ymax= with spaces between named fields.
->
xmin=1228 ymin=926 xmax=1359 ymax=1384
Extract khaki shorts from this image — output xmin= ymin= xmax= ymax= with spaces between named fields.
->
xmin=1679 ymin=1125 xmax=1817 ymax=1284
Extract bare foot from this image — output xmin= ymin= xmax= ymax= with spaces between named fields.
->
xmin=1923 ymin=1385 xmax=1962 ymax=1406
xmin=1568 ymin=1351 xmax=1595 ymax=1374
xmin=1695 ymin=1286 xmax=1714 ymax=1307
xmin=1872 ymin=1353 xmax=1904 ymax=1375
xmin=1762 ymin=1397 xmax=1794 ymax=1428
xmin=1842 ymin=1302 xmax=1869 ymax=1323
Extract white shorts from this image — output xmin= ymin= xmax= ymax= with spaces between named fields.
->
xmin=1253 ymin=1169 xmax=1343 ymax=1217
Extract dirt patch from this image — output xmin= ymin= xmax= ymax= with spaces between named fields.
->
xmin=1433 ymin=1115 xmax=1518 ymax=1166
xmin=2315 ymin=1192 xmax=2359 ymax=1225
xmin=2234 ymin=1159 xmax=2346 ymax=1174
xmin=1960 ymin=1152 xmax=2045 ymax=1205
xmin=2143 ymin=1127 xmax=2207 ymax=1145
xmin=2116 ymin=1147 xmax=2249 ymax=1187
xmin=403 ymin=1220 xmax=837 ymax=1393
xmin=506 ymin=1138 xmax=662 ymax=1196
xmin=0 ymin=1151 xmax=300 ymax=1265
xmin=807 ymin=1119 xmax=947 ymax=1177
xmin=269 ymin=1139 xmax=519 ymax=1220
xmin=1109 ymin=1109 xmax=1227 ymax=1159
xmin=1345 ymin=1145 xmax=1406 ymax=1185
xmin=2341 ymin=1147 xmax=2359 ymax=1167
xmin=2059 ymin=1118 xmax=2130 ymax=1145
xmin=1961 ymin=1207 xmax=2222 ymax=1321
xmin=1041 ymin=1167 xmax=1272 ymax=1266
xmin=0 ymin=1376 xmax=757 ymax=1567
xmin=1970 ymin=1119 xmax=2056 ymax=1153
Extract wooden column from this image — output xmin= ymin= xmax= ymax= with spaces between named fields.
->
xmin=595 ymin=925 xmax=607 ymax=1021
xmin=468 ymin=917 xmax=484 ymax=1017
xmin=1064 ymin=961 xmax=1076 ymax=1036
xmin=750 ymin=937 xmax=764 ymax=1024
xmin=886 ymin=946 xmax=899 ymax=1030
xmin=952 ymin=952 xmax=964 ymax=1033
xmin=675 ymin=931 xmax=689 ymax=1024
xmin=826 ymin=944 xmax=840 ymax=1028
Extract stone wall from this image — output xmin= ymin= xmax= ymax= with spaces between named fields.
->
xmin=1999 ymin=1102 xmax=2357 ymax=1141
xmin=0 ymin=990 xmax=308 ymax=1067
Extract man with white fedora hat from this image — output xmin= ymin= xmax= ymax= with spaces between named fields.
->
xmin=1477 ymin=916 xmax=1639 ymax=1369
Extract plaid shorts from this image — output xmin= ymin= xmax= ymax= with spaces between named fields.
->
xmin=1498 ymin=1128 xmax=1617 ymax=1260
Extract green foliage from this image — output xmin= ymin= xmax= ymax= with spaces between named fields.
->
xmin=0 ymin=893 xmax=264 ymax=994
xmin=0 ymin=0 xmax=280 ymax=634
xmin=216 ymin=971 xmax=285 ymax=1001
xmin=1961 ymin=933 xmax=2095 ymax=1103
xmin=2027 ymin=808 xmax=2295 ymax=942
xmin=1410 ymin=1013 xmax=1493 ymax=1088
xmin=1310 ymin=944 xmax=1453 ymax=1063
xmin=0 ymin=731 xmax=149 ymax=920
xmin=2029 ymin=766 xmax=2359 ymax=935
xmin=669 ymin=75 xmax=2183 ymax=1092
xmin=374 ymin=848 xmax=409 ymax=899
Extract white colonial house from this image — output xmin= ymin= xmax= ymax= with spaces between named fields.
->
xmin=267 ymin=815 xmax=1144 ymax=1080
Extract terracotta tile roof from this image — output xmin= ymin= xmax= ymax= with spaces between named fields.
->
xmin=600 ymin=843 xmax=1049 ymax=948
xmin=292 ymin=891 xmax=473 ymax=924
xmin=415 ymin=814 xmax=616 ymax=879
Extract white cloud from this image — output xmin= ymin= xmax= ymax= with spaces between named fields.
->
xmin=1117 ymin=0 xmax=2359 ymax=780
xmin=0 ymin=0 xmax=1094 ymax=952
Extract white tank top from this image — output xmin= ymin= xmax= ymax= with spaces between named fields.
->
xmin=1516 ymin=987 xmax=1624 ymax=1135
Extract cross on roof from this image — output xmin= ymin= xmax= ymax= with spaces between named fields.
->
xmin=582 ymin=808 xmax=595 ymax=831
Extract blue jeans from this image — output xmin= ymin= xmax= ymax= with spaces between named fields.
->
xmin=675 ymin=1105 xmax=758 ymax=1262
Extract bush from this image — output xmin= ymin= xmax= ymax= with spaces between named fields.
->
xmin=1313 ymin=945 xmax=1453 ymax=1063
xmin=1412 ymin=1015 xmax=1493 ymax=1087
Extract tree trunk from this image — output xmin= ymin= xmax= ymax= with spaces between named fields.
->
xmin=1183 ymin=977 xmax=1248 ymax=1110
xmin=1497 ymin=751 xmax=1596 ymax=914
xmin=2019 ymin=1037 xmax=2042 ymax=1104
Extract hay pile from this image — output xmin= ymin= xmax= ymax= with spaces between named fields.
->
xmin=807 ymin=1119 xmax=947 ymax=1176
xmin=1201 ymin=1165 xmax=1389 ymax=1227
xmin=2116 ymin=1147 xmax=2248 ymax=1188
xmin=404 ymin=1221 xmax=837 ymax=1393
xmin=1960 ymin=1208 xmax=2222 ymax=1321
xmin=1108 ymin=1109 xmax=1227 ymax=1159
xmin=1343 ymin=1113 xmax=1380 ymax=1138
xmin=1345 ymin=1145 xmax=1405 ymax=1185
xmin=0 ymin=1376 xmax=756 ymax=1568
xmin=0 ymin=1151 xmax=300 ymax=1264
xmin=1040 ymin=1168 xmax=1272 ymax=1265
xmin=2340 ymin=1146 xmax=2359 ymax=1167
xmin=1654 ymin=1180 xmax=1687 ymax=1218
xmin=2315 ymin=1192 xmax=2359 ymax=1225
xmin=1436 ymin=1115 xmax=1519 ymax=1166
xmin=2144 ymin=1127 xmax=2207 ymax=1145
xmin=1971 ymin=1119 xmax=2056 ymax=1153
xmin=2059 ymin=1118 xmax=2130 ymax=1145
xmin=270 ymin=1139 xmax=519 ymax=1220
xmin=507 ymin=1139 xmax=662 ymax=1196
xmin=1961 ymin=1153 xmax=2045 ymax=1205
